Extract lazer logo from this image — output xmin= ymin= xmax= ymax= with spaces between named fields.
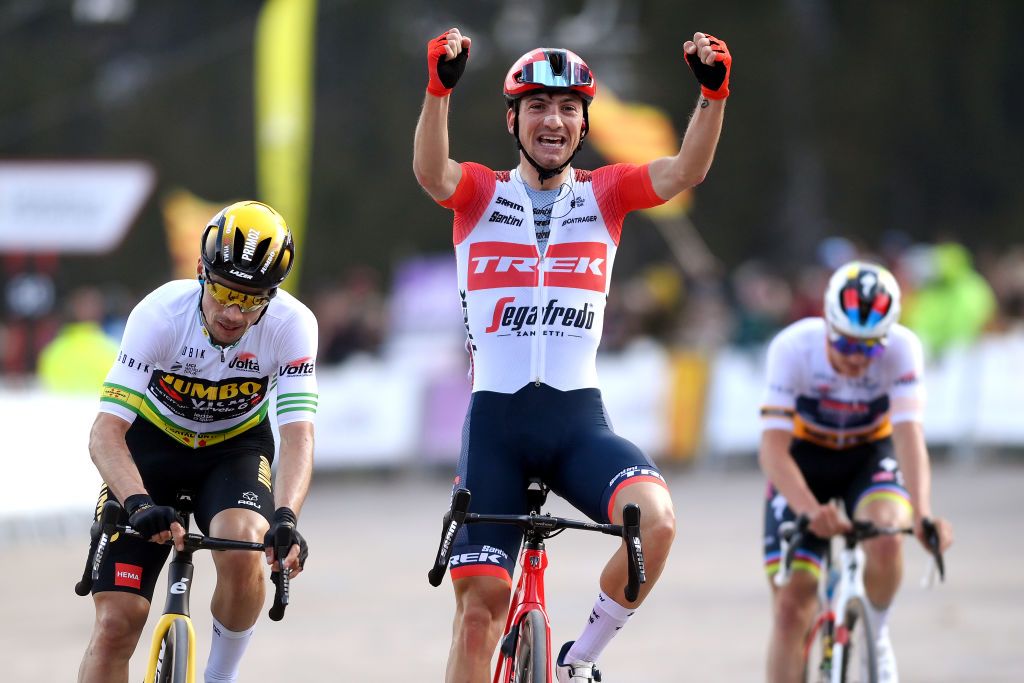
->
xmin=485 ymin=297 xmax=596 ymax=334
xmin=114 ymin=563 xmax=142 ymax=589
xmin=467 ymin=241 xmax=608 ymax=292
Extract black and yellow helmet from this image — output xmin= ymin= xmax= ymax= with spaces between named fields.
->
xmin=200 ymin=201 xmax=294 ymax=289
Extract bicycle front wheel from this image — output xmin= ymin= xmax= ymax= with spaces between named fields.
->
xmin=154 ymin=617 xmax=192 ymax=683
xmin=837 ymin=597 xmax=876 ymax=683
xmin=512 ymin=609 xmax=549 ymax=683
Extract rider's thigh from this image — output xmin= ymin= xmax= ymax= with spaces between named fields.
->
xmin=92 ymin=591 xmax=150 ymax=648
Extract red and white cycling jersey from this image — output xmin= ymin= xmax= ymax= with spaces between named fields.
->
xmin=441 ymin=162 xmax=666 ymax=393
xmin=99 ymin=280 xmax=318 ymax=448
xmin=759 ymin=317 xmax=925 ymax=449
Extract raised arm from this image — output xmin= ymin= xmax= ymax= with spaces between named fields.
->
xmin=648 ymin=32 xmax=731 ymax=200
xmin=413 ymin=28 xmax=472 ymax=201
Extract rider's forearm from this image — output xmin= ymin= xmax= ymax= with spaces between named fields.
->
xmin=88 ymin=414 xmax=147 ymax=502
xmin=758 ymin=431 xmax=818 ymax=516
xmin=891 ymin=421 xmax=932 ymax=519
xmin=413 ymin=93 xmax=456 ymax=198
xmin=274 ymin=421 xmax=314 ymax=516
xmin=649 ymin=96 xmax=725 ymax=200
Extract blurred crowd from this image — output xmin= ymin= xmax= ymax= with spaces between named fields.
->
xmin=4 ymin=235 xmax=1024 ymax=393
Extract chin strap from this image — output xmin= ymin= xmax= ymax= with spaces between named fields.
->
xmin=510 ymin=100 xmax=589 ymax=184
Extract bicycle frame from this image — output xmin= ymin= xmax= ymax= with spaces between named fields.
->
xmin=144 ymin=519 xmax=199 ymax=682
xmin=494 ymin=541 xmax=553 ymax=683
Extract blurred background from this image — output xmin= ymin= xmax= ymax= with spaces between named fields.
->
xmin=2 ymin=1 xmax=1023 ymax=680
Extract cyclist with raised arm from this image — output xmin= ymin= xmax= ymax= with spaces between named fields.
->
xmin=413 ymin=27 xmax=730 ymax=682
xmin=78 ymin=201 xmax=317 ymax=683
xmin=759 ymin=260 xmax=955 ymax=683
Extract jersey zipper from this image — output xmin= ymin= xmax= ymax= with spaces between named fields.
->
xmin=513 ymin=171 xmax=545 ymax=386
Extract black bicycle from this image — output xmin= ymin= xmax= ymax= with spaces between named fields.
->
xmin=75 ymin=495 xmax=291 ymax=683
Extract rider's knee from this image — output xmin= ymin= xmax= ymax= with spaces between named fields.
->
xmin=864 ymin=532 xmax=902 ymax=566
xmin=642 ymin=509 xmax=676 ymax=559
xmin=93 ymin=599 xmax=148 ymax=652
xmin=772 ymin=581 xmax=817 ymax=635
xmin=214 ymin=549 xmax=264 ymax=583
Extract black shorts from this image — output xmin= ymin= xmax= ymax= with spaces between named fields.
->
xmin=88 ymin=417 xmax=276 ymax=600
xmin=762 ymin=437 xmax=911 ymax=579
xmin=450 ymin=383 xmax=667 ymax=584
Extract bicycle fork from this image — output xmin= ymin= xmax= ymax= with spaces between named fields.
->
xmin=495 ymin=542 xmax=553 ymax=683
xmin=144 ymin=551 xmax=198 ymax=682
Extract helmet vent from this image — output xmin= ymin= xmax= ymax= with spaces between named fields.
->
xmin=547 ymin=50 xmax=566 ymax=76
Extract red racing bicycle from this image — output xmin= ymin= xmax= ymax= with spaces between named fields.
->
xmin=429 ymin=480 xmax=646 ymax=682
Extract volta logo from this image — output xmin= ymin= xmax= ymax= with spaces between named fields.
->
xmin=467 ymin=241 xmax=607 ymax=292
xmin=229 ymin=352 xmax=261 ymax=372
xmin=280 ymin=357 xmax=315 ymax=377
xmin=114 ymin=562 xmax=143 ymax=589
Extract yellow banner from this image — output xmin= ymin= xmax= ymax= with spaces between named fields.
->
xmin=587 ymin=87 xmax=690 ymax=218
xmin=255 ymin=0 xmax=317 ymax=292
xmin=161 ymin=189 xmax=228 ymax=280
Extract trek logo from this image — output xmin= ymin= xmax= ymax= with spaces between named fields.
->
xmin=114 ymin=563 xmax=143 ymax=590
xmin=449 ymin=545 xmax=508 ymax=567
xmin=279 ymin=357 xmax=315 ymax=377
xmin=228 ymin=352 xmax=261 ymax=372
xmin=485 ymin=297 xmax=596 ymax=334
xmin=467 ymin=241 xmax=608 ymax=292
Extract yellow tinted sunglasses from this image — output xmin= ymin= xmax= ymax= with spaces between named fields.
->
xmin=204 ymin=277 xmax=273 ymax=312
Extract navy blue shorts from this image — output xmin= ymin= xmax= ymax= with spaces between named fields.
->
xmin=762 ymin=437 xmax=911 ymax=580
xmin=449 ymin=383 xmax=666 ymax=584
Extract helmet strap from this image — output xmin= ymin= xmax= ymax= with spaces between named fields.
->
xmin=510 ymin=101 xmax=589 ymax=185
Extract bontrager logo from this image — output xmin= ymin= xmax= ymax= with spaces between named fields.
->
xmin=467 ymin=241 xmax=608 ymax=292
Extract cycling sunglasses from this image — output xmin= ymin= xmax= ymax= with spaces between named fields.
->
xmin=828 ymin=331 xmax=887 ymax=358
xmin=518 ymin=59 xmax=592 ymax=89
xmin=203 ymin=274 xmax=274 ymax=313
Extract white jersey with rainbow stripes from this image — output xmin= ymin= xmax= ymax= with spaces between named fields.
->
xmin=759 ymin=317 xmax=925 ymax=448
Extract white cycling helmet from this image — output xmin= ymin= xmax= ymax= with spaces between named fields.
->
xmin=823 ymin=260 xmax=901 ymax=339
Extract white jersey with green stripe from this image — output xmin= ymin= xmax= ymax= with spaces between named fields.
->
xmin=99 ymin=279 xmax=318 ymax=448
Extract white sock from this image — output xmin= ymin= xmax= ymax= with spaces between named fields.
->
xmin=565 ymin=591 xmax=635 ymax=664
xmin=863 ymin=599 xmax=892 ymax=639
xmin=204 ymin=617 xmax=255 ymax=683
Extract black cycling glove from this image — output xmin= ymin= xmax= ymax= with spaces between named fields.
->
xmin=124 ymin=494 xmax=179 ymax=540
xmin=265 ymin=506 xmax=309 ymax=571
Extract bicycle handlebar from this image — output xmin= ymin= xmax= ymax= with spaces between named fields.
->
xmin=75 ymin=499 xmax=291 ymax=621
xmin=775 ymin=513 xmax=945 ymax=587
xmin=428 ymin=488 xmax=647 ymax=602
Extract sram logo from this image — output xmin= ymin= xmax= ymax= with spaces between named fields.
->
xmin=467 ymin=241 xmax=607 ymax=292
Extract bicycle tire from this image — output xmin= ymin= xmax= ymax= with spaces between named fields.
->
xmin=153 ymin=618 xmax=191 ymax=683
xmin=803 ymin=611 xmax=834 ymax=683
xmin=511 ymin=609 xmax=548 ymax=683
xmin=837 ymin=597 xmax=876 ymax=683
